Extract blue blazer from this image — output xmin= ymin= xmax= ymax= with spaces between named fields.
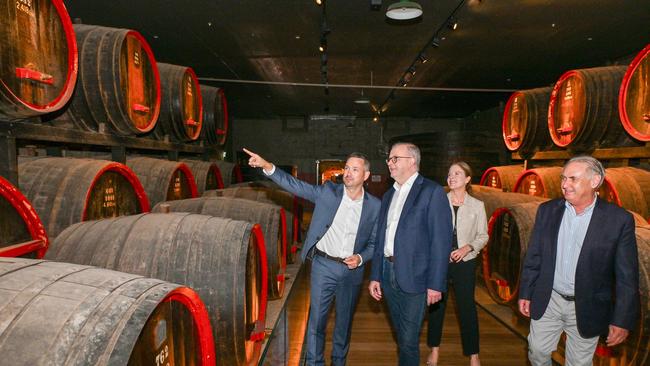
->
xmin=370 ymin=174 xmax=453 ymax=294
xmin=519 ymin=198 xmax=639 ymax=337
xmin=267 ymin=168 xmax=381 ymax=283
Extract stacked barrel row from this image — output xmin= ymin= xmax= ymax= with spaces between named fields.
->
xmin=1 ymin=0 xmax=229 ymax=146
xmin=478 ymin=164 xmax=650 ymax=364
xmin=503 ymin=44 xmax=650 ymax=155
xmin=0 ymin=154 xmax=301 ymax=365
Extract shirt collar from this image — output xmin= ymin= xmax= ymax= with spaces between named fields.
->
xmin=343 ymin=187 xmax=364 ymax=203
xmin=564 ymin=194 xmax=597 ymax=216
xmin=393 ymin=172 xmax=419 ymax=191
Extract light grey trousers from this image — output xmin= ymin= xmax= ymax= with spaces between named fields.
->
xmin=527 ymin=291 xmax=599 ymax=366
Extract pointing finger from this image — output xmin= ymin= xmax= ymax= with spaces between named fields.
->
xmin=242 ymin=148 xmax=255 ymax=157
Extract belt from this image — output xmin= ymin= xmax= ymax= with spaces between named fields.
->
xmin=555 ymin=290 xmax=575 ymax=302
xmin=314 ymin=248 xmax=346 ymax=264
xmin=385 ymin=256 xmax=394 ymax=262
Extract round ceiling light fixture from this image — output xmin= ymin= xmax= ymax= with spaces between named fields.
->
xmin=386 ymin=1 xmax=423 ymax=20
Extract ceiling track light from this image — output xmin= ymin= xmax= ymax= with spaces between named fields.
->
xmin=431 ymin=36 xmax=441 ymax=48
xmin=418 ymin=53 xmax=428 ymax=63
xmin=386 ymin=1 xmax=423 ymax=20
xmin=315 ymin=0 xmax=323 ymax=5
xmin=448 ymin=18 xmax=458 ymax=30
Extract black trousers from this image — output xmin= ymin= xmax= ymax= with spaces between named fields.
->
xmin=427 ymin=258 xmax=479 ymax=356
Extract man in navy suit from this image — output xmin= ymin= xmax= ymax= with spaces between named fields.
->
xmin=368 ymin=142 xmax=453 ymax=365
xmin=244 ymin=148 xmax=380 ymax=366
xmin=518 ymin=156 xmax=639 ymax=366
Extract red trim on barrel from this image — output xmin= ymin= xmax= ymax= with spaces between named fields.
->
xmin=232 ymin=164 xmax=244 ymax=183
xmin=547 ymin=70 xmax=582 ymax=148
xmin=162 ymin=287 xmax=216 ymax=366
xmin=279 ymin=208 xmax=287 ymax=270
xmin=125 ymin=30 xmax=161 ymax=134
xmin=177 ymin=163 xmax=199 ymax=198
xmin=479 ymin=167 xmax=497 ymax=187
xmin=513 ymin=169 xmax=549 ymax=198
xmin=482 ymin=207 xmax=519 ymax=303
xmin=619 ymin=44 xmax=650 ymax=141
xmin=217 ymin=88 xmax=228 ymax=145
xmin=249 ymin=224 xmax=268 ymax=342
xmin=0 ymin=176 xmax=49 ymax=258
xmin=185 ymin=67 xmax=203 ymax=141
xmin=502 ymin=91 xmax=523 ymax=151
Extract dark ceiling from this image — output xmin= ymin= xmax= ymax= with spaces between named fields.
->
xmin=64 ymin=0 xmax=650 ymax=119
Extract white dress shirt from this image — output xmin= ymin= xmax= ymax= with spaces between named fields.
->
xmin=384 ymin=172 xmax=419 ymax=257
xmin=316 ymin=189 xmax=364 ymax=258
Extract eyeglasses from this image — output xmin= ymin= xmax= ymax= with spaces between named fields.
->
xmin=385 ymin=156 xmax=413 ymax=164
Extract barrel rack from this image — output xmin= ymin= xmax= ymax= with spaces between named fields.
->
xmin=0 ymin=120 xmax=223 ymax=188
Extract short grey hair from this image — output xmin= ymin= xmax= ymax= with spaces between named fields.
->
xmin=565 ymin=155 xmax=605 ymax=188
xmin=391 ymin=142 xmax=421 ymax=168
xmin=347 ymin=152 xmax=370 ymax=171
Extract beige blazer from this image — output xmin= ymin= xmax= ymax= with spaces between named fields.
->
xmin=447 ymin=191 xmax=489 ymax=261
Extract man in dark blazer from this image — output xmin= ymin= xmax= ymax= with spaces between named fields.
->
xmin=244 ymin=148 xmax=380 ymax=366
xmin=368 ymin=142 xmax=453 ymax=365
xmin=518 ymin=156 xmax=639 ymax=366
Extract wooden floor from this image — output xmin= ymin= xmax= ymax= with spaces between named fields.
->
xmin=322 ymin=278 xmax=529 ymax=365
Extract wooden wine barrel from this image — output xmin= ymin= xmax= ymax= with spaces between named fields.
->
xmin=513 ymin=166 xmax=564 ymax=199
xmin=152 ymin=63 xmax=203 ymax=142
xmin=0 ymin=0 xmax=78 ymax=120
xmin=126 ymin=157 xmax=198 ymax=208
xmin=205 ymin=186 xmax=302 ymax=262
xmin=479 ymin=165 xmax=525 ymax=192
xmin=233 ymin=163 xmax=244 ymax=183
xmin=599 ymin=167 xmax=650 ymax=219
xmin=502 ymin=87 xmax=553 ymax=156
xmin=214 ymin=160 xmax=234 ymax=187
xmin=152 ymin=196 xmax=287 ymax=299
xmin=0 ymin=176 xmax=48 ymax=258
xmin=182 ymin=160 xmax=224 ymax=195
xmin=201 ymin=85 xmax=228 ymax=146
xmin=51 ymin=24 xmax=160 ymax=135
xmin=47 ymin=212 xmax=267 ymax=366
xmin=470 ymin=184 xmax=547 ymax=219
xmin=548 ymin=66 xmax=637 ymax=151
xmin=18 ymin=157 xmax=149 ymax=238
xmin=619 ymin=44 xmax=650 ymax=142
xmin=482 ymin=201 xmax=542 ymax=305
xmin=0 ymin=257 xmax=215 ymax=366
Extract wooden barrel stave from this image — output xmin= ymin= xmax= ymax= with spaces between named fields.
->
xmin=0 ymin=257 xmax=214 ymax=365
xmin=214 ymin=160 xmax=234 ymax=187
xmin=153 ymin=196 xmax=287 ymax=299
xmin=619 ymin=44 xmax=650 ymax=141
xmin=18 ymin=157 xmax=149 ymax=239
xmin=0 ymin=176 xmax=49 ymax=258
xmin=201 ymin=85 xmax=228 ymax=146
xmin=479 ymin=165 xmax=525 ymax=192
xmin=513 ymin=167 xmax=564 ymax=199
xmin=0 ymin=0 xmax=78 ymax=120
xmin=46 ymin=212 xmax=267 ymax=366
xmin=600 ymin=167 xmax=650 ymax=219
xmin=126 ymin=157 xmax=198 ymax=208
xmin=182 ymin=160 xmax=225 ymax=195
xmin=153 ymin=63 xmax=203 ymax=142
xmin=502 ymin=87 xmax=553 ymax=156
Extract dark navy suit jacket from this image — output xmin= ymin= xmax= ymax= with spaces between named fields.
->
xmin=268 ymin=167 xmax=381 ymax=284
xmin=370 ymin=174 xmax=453 ymax=293
xmin=519 ymin=198 xmax=639 ymax=337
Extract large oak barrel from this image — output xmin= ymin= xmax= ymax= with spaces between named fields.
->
xmin=548 ymin=66 xmax=637 ymax=151
xmin=50 ymin=25 xmax=160 ymax=135
xmin=513 ymin=166 xmax=564 ymax=199
xmin=18 ymin=157 xmax=149 ymax=238
xmin=599 ymin=167 xmax=650 ymax=219
xmin=152 ymin=196 xmax=287 ymax=299
xmin=479 ymin=165 xmax=525 ymax=192
xmin=502 ymin=87 xmax=553 ymax=156
xmin=152 ymin=63 xmax=202 ymax=142
xmin=201 ymin=85 xmax=228 ymax=146
xmin=470 ymin=184 xmax=547 ymax=219
xmin=205 ymin=186 xmax=302 ymax=262
xmin=0 ymin=257 xmax=215 ymax=365
xmin=214 ymin=160 xmax=234 ymax=187
xmin=0 ymin=0 xmax=77 ymax=120
xmin=619 ymin=44 xmax=650 ymax=141
xmin=0 ymin=176 xmax=48 ymax=258
xmin=126 ymin=157 xmax=198 ymax=208
xmin=482 ymin=201 xmax=542 ymax=305
xmin=182 ymin=159 xmax=225 ymax=195
xmin=47 ymin=212 xmax=268 ymax=366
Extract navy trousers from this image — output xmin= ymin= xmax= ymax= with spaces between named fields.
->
xmin=305 ymin=254 xmax=361 ymax=366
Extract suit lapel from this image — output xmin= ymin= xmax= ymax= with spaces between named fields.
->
xmin=548 ymin=199 xmax=566 ymax=260
xmin=576 ymin=198 xmax=605 ymax=269
xmin=397 ymin=174 xmax=423 ymax=229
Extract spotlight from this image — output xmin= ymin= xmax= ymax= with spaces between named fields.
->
xmin=448 ymin=18 xmax=458 ymax=30
xmin=319 ymin=37 xmax=327 ymax=52
xmin=315 ymin=0 xmax=323 ymax=5
xmin=418 ymin=52 xmax=428 ymax=63
xmin=373 ymin=115 xmax=379 ymax=123
xmin=408 ymin=66 xmax=416 ymax=76
xmin=386 ymin=1 xmax=422 ymax=20
xmin=431 ymin=37 xmax=440 ymax=47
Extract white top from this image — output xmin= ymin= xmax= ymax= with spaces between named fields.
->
xmin=384 ymin=172 xmax=419 ymax=257
xmin=317 ymin=189 xmax=364 ymax=258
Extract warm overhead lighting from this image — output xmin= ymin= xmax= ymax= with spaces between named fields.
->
xmin=408 ymin=66 xmax=416 ymax=76
xmin=319 ymin=45 xmax=325 ymax=52
xmin=386 ymin=1 xmax=422 ymax=20
xmin=418 ymin=52 xmax=428 ymax=63
xmin=448 ymin=18 xmax=458 ymax=30
xmin=315 ymin=0 xmax=323 ymax=5
xmin=354 ymin=98 xmax=371 ymax=104
xmin=373 ymin=115 xmax=379 ymax=123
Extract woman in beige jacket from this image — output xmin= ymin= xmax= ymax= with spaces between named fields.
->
xmin=426 ymin=161 xmax=488 ymax=366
